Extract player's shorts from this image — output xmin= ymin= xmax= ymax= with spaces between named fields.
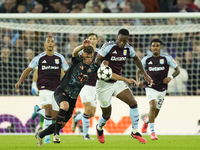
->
xmin=96 ymin=80 xmax=129 ymax=108
xmin=145 ymin=88 xmax=166 ymax=109
xmin=80 ymin=85 xmax=97 ymax=107
xmin=39 ymin=90 xmax=59 ymax=111
xmin=54 ymin=87 xmax=77 ymax=116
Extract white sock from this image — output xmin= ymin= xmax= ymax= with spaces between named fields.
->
xmin=37 ymin=109 xmax=45 ymax=117
xmin=149 ymin=123 xmax=155 ymax=134
xmin=44 ymin=115 xmax=52 ymax=140
xmin=145 ymin=117 xmax=149 ymax=124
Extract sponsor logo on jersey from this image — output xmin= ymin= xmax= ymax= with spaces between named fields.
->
xmin=149 ymin=66 xmax=165 ymax=71
xmin=110 ymin=56 xmax=126 ymax=61
xmin=113 ymin=50 xmax=117 ymax=54
xmin=55 ymin=59 xmax=59 ymax=64
xmin=42 ymin=60 xmax=47 ymax=63
xmin=42 ymin=65 xmax=59 ymax=70
xmin=148 ymin=61 xmax=153 ymax=64
xmin=41 ymin=86 xmax=45 ymax=88
xmin=160 ymin=59 xmax=164 ymax=64
xmin=123 ymin=50 xmax=127 ymax=56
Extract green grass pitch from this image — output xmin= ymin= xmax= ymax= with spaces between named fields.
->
xmin=1 ymin=135 xmax=200 ymax=150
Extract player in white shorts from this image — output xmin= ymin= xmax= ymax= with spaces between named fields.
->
xmin=95 ymin=29 xmax=153 ymax=144
xmin=137 ymin=38 xmax=180 ymax=140
xmin=71 ymin=33 xmax=99 ymax=140
xmin=15 ymin=36 xmax=69 ymax=143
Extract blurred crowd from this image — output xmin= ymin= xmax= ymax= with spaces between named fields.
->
xmin=0 ymin=0 xmax=200 ymax=96
xmin=0 ymin=0 xmax=200 ymax=13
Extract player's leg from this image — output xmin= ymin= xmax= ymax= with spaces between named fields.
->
xmin=53 ymin=91 xmax=77 ymax=143
xmin=115 ymin=81 xmax=146 ymax=144
xmin=96 ymin=80 xmax=113 ymax=143
xmin=148 ymin=99 xmax=158 ymax=140
xmin=39 ymin=90 xmax=54 ymax=143
xmin=82 ymin=102 xmax=96 ymax=140
xmin=78 ymin=85 xmax=96 ymax=140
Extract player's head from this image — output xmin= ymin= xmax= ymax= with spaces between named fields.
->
xmin=82 ymin=45 xmax=94 ymax=65
xmin=87 ymin=33 xmax=98 ymax=48
xmin=45 ymin=36 xmax=55 ymax=52
xmin=150 ymin=38 xmax=163 ymax=57
xmin=117 ymin=29 xmax=129 ymax=49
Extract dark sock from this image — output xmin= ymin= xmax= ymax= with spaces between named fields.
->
xmin=39 ymin=123 xmax=56 ymax=138
xmin=55 ymin=109 xmax=68 ymax=135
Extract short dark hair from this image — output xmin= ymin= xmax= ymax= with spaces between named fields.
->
xmin=46 ymin=36 xmax=54 ymax=41
xmin=87 ymin=33 xmax=98 ymax=39
xmin=118 ymin=29 xmax=129 ymax=36
xmin=150 ymin=38 xmax=163 ymax=46
xmin=83 ymin=46 xmax=94 ymax=54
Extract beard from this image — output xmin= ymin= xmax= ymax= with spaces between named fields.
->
xmin=154 ymin=52 xmax=158 ymax=56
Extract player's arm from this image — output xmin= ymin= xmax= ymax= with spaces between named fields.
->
xmin=31 ymin=68 xmax=38 ymax=95
xmin=133 ymin=55 xmax=153 ymax=84
xmin=136 ymin=69 xmax=143 ymax=88
xmin=95 ymin=53 xmax=104 ymax=67
xmin=72 ymin=39 xmax=91 ymax=57
xmin=163 ymin=66 xmax=180 ymax=84
xmin=15 ymin=67 xmax=33 ymax=89
xmin=111 ymin=73 xmax=137 ymax=85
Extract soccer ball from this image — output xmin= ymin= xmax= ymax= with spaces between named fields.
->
xmin=97 ymin=66 xmax=112 ymax=81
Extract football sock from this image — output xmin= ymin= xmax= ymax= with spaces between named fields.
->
xmin=130 ymin=105 xmax=139 ymax=133
xmin=37 ymin=109 xmax=45 ymax=116
xmin=44 ymin=115 xmax=52 ymax=140
xmin=149 ymin=123 xmax=155 ymax=134
xmin=97 ymin=115 xmax=107 ymax=130
xmin=82 ymin=113 xmax=90 ymax=137
xmin=39 ymin=115 xmax=44 ymax=128
xmin=145 ymin=117 xmax=149 ymax=124
xmin=39 ymin=123 xmax=55 ymax=138
xmin=55 ymin=109 xmax=67 ymax=135
xmin=75 ymin=113 xmax=83 ymax=122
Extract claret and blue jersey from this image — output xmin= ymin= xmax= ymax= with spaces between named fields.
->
xmin=98 ymin=41 xmax=136 ymax=76
xmin=141 ymin=53 xmax=178 ymax=91
xmin=29 ymin=51 xmax=69 ymax=91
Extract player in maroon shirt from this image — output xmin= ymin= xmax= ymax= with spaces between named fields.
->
xmin=137 ymin=38 xmax=180 ymax=140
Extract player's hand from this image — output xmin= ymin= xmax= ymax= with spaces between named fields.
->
xmin=103 ymin=60 xmax=109 ymax=66
xmin=126 ymin=78 xmax=137 ymax=86
xmin=163 ymin=77 xmax=171 ymax=84
xmin=82 ymin=39 xmax=91 ymax=47
xmin=15 ymin=82 xmax=21 ymax=89
xmin=144 ymin=73 xmax=154 ymax=85
xmin=138 ymin=81 xmax=143 ymax=88
xmin=31 ymin=82 xmax=39 ymax=95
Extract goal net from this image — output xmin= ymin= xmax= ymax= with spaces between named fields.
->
xmin=0 ymin=13 xmax=199 ymax=96
xmin=0 ymin=13 xmax=200 ymax=134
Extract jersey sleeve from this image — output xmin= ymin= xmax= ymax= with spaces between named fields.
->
xmin=141 ymin=57 xmax=147 ymax=68
xmin=129 ymin=47 xmax=136 ymax=57
xmin=72 ymin=55 xmax=82 ymax=64
xmin=29 ymin=56 xmax=39 ymax=68
xmin=166 ymin=55 xmax=178 ymax=69
xmin=61 ymin=55 xmax=69 ymax=71
xmin=98 ymin=43 xmax=114 ymax=57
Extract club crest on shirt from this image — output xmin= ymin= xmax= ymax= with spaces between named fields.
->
xmin=160 ymin=59 xmax=164 ymax=64
xmin=55 ymin=59 xmax=59 ymax=64
xmin=123 ymin=50 xmax=127 ymax=56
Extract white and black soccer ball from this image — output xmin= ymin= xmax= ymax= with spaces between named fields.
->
xmin=97 ymin=66 xmax=112 ymax=81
